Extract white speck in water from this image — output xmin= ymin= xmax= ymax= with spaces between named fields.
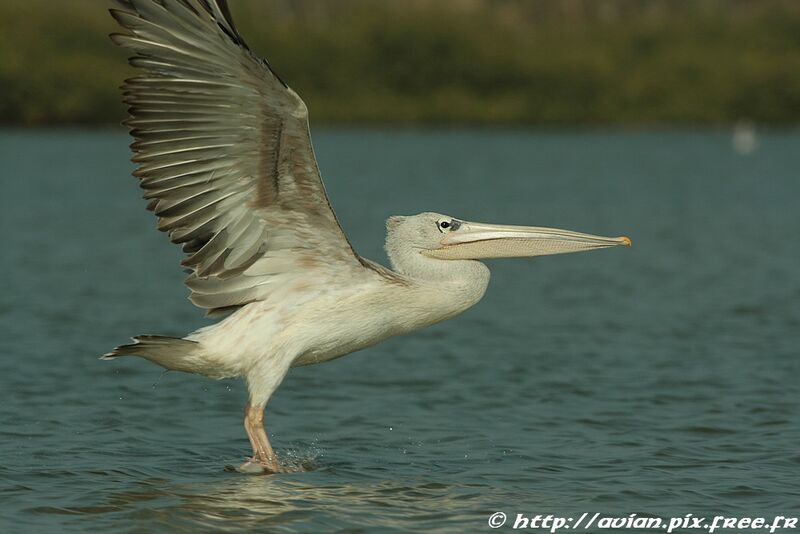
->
xmin=389 ymin=427 xmax=393 ymax=431
xmin=733 ymin=120 xmax=758 ymax=155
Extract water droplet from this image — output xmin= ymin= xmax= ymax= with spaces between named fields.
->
xmin=388 ymin=427 xmax=393 ymax=431
xmin=152 ymin=370 xmax=168 ymax=389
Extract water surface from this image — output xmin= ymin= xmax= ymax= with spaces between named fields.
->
xmin=1 ymin=128 xmax=798 ymax=531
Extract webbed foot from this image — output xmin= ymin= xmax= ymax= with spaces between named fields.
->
xmin=235 ymin=457 xmax=285 ymax=474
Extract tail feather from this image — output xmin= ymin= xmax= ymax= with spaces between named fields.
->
xmin=101 ymin=335 xmax=202 ymax=374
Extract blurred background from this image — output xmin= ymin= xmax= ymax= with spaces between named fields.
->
xmin=2 ymin=0 xmax=800 ymax=126
xmin=2 ymin=1 xmax=799 ymax=532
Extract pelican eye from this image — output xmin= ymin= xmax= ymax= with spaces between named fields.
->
xmin=437 ymin=219 xmax=461 ymax=232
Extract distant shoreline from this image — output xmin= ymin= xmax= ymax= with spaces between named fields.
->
xmin=3 ymin=0 xmax=800 ymax=126
xmin=4 ymin=124 xmax=799 ymax=133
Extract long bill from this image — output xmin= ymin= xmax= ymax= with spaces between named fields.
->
xmin=422 ymin=221 xmax=632 ymax=260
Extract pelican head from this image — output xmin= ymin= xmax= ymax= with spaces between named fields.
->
xmin=387 ymin=212 xmax=631 ymax=264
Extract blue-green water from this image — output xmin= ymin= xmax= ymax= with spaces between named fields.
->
xmin=1 ymin=129 xmax=798 ymax=532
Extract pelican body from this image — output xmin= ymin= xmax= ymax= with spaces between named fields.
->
xmin=103 ymin=0 xmax=631 ymax=473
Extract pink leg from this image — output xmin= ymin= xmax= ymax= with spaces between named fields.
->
xmin=239 ymin=402 xmax=282 ymax=473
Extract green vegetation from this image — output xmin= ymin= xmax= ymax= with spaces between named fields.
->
xmin=2 ymin=0 xmax=800 ymax=126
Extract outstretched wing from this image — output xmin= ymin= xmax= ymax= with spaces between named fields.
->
xmin=110 ymin=0 xmax=365 ymax=313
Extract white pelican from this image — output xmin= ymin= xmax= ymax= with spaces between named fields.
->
xmin=102 ymin=0 xmax=631 ymax=474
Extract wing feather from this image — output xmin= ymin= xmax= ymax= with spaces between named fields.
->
xmin=111 ymin=0 xmax=365 ymax=312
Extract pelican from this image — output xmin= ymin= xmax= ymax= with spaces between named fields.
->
xmin=103 ymin=0 xmax=631 ymax=474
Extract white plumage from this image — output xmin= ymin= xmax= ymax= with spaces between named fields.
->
xmin=103 ymin=0 xmax=630 ymax=474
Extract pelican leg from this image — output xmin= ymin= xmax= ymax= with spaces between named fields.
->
xmin=238 ymin=402 xmax=282 ymax=474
